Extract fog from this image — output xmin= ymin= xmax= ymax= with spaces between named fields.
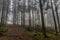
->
xmin=0 ymin=0 xmax=60 ymax=28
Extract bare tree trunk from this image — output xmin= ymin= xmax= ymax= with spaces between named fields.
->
xmin=1 ymin=0 xmax=5 ymax=25
xmin=21 ymin=11 xmax=23 ymax=27
xmin=13 ymin=0 xmax=19 ymax=25
xmin=23 ymin=9 xmax=25 ymax=27
xmin=51 ymin=0 xmax=58 ymax=35
xmin=55 ymin=3 xmax=60 ymax=32
xmin=13 ymin=0 xmax=16 ymax=25
xmin=32 ymin=9 xmax=34 ymax=28
xmin=5 ymin=0 xmax=9 ymax=24
xmin=23 ymin=0 xmax=25 ymax=27
xmin=27 ymin=0 xmax=32 ymax=31
xmin=39 ymin=0 xmax=47 ymax=37
xmin=37 ymin=10 xmax=40 ymax=28
xmin=15 ymin=0 xmax=19 ymax=25
xmin=32 ymin=0 xmax=34 ymax=29
xmin=34 ymin=10 xmax=36 ymax=29
xmin=29 ymin=11 xmax=31 ymax=27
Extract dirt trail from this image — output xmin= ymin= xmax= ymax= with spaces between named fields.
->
xmin=0 ymin=26 xmax=34 ymax=40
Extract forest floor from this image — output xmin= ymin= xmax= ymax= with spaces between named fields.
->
xmin=0 ymin=26 xmax=60 ymax=40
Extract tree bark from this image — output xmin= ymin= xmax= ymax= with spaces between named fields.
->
xmin=1 ymin=0 xmax=5 ymax=24
xmin=55 ymin=3 xmax=60 ymax=32
xmin=39 ymin=0 xmax=47 ymax=37
xmin=51 ymin=0 xmax=58 ymax=35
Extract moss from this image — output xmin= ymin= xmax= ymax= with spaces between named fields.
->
xmin=0 ymin=25 xmax=8 ymax=35
xmin=27 ymin=30 xmax=44 ymax=40
xmin=27 ymin=29 xmax=59 ymax=40
xmin=46 ymin=33 xmax=56 ymax=39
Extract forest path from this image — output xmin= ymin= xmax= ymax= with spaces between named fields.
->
xmin=0 ymin=26 xmax=34 ymax=40
xmin=0 ymin=26 xmax=60 ymax=40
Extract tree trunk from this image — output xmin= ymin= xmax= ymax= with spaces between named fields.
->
xmin=39 ymin=0 xmax=47 ymax=38
xmin=23 ymin=0 xmax=25 ymax=27
xmin=55 ymin=4 xmax=60 ymax=32
xmin=5 ymin=0 xmax=9 ymax=24
xmin=51 ymin=0 xmax=58 ymax=35
xmin=1 ymin=0 xmax=5 ymax=24
xmin=13 ymin=1 xmax=16 ymax=25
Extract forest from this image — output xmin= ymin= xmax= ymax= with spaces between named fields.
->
xmin=0 ymin=0 xmax=60 ymax=40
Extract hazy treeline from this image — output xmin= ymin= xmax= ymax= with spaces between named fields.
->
xmin=0 ymin=0 xmax=41 ymax=26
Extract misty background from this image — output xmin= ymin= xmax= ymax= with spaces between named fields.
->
xmin=0 ymin=0 xmax=60 ymax=31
